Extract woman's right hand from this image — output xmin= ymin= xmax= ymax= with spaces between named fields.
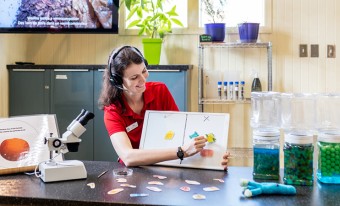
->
xmin=182 ymin=136 xmax=207 ymax=157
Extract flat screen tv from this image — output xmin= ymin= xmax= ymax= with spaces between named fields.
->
xmin=0 ymin=0 xmax=119 ymax=33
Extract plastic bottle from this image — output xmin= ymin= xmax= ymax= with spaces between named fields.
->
xmin=228 ymin=82 xmax=234 ymax=100
xmin=234 ymin=81 xmax=239 ymax=100
xmin=251 ymin=71 xmax=262 ymax=92
xmin=223 ymin=81 xmax=228 ymax=100
xmin=253 ymin=129 xmax=280 ymax=180
xmin=217 ymin=81 xmax=222 ymax=99
xmin=240 ymin=81 xmax=245 ymax=100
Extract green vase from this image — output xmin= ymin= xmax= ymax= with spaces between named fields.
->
xmin=142 ymin=38 xmax=163 ymax=65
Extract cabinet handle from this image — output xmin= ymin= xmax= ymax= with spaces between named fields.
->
xmin=44 ymin=86 xmax=49 ymax=89
xmin=148 ymin=70 xmax=180 ymax=72
xmin=53 ymin=69 xmax=89 ymax=72
xmin=12 ymin=69 xmax=45 ymax=72
xmin=97 ymin=69 xmax=106 ymax=72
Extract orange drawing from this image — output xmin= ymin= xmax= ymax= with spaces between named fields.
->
xmin=0 ymin=138 xmax=30 ymax=161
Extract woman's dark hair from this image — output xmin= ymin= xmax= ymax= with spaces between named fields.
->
xmin=98 ymin=46 xmax=145 ymax=112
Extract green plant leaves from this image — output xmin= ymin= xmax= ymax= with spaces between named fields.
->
xmin=124 ymin=0 xmax=184 ymax=39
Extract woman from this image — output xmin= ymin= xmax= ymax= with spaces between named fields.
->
xmin=98 ymin=46 xmax=230 ymax=169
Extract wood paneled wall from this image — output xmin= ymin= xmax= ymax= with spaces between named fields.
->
xmin=1 ymin=0 xmax=340 ymax=166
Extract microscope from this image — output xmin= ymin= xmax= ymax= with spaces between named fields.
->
xmin=39 ymin=109 xmax=94 ymax=182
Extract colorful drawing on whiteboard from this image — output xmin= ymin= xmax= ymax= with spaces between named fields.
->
xmin=164 ymin=130 xmax=175 ymax=140
xmin=205 ymin=133 xmax=216 ymax=143
xmin=189 ymin=131 xmax=216 ymax=158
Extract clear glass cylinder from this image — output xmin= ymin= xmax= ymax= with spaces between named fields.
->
xmin=251 ymin=92 xmax=281 ymax=130
xmin=253 ymin=129 xmax=280 ymax=180
xmin=281 ymin=93 xmax=317 ymax=136
xmin=283 ymin=134 xmax=314 ymax=186
xmin=316 ymin=93 xmax=340 ymax=134
xmin=317 ymin=133 xmax=340 ymax=184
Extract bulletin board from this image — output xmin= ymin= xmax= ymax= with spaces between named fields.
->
xmin=140 ymin=110 xmax=230 ymax=170
xmin=0 ymin=115 xmax=62 ymax=175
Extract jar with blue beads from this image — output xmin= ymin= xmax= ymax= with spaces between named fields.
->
xmin=252 ymin=129 xmax=280 ymax=180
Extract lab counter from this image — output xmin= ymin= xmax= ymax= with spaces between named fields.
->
xmin=0 ymin=161 xmax=338 ymax=206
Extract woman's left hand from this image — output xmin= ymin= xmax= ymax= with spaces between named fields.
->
xmin=221 ymin=151 xmax=230 ymax=171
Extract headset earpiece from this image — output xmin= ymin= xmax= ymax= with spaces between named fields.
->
xmin=107 ymin=46 xmax=148 ymax=89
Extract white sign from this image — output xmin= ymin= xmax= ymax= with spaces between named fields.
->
xmin=0 ymin=114 xmax=62 ymax=174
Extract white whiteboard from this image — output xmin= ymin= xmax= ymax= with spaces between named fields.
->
xmin=140 ymin=110 xmax=230 ymax=170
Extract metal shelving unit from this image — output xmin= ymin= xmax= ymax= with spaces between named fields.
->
xmin=198 ymin=42 xmax=273 ymax=112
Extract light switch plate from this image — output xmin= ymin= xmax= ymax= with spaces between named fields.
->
xmin=299 ymin=44 xmax=308 ymax=57
xmin=327 ymin=45 xmax=336 ymax=58
xmin=311 ymin=44 xmax=319 ymax=57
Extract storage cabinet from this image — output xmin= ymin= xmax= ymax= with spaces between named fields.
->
xmin=51 ymin=68 xmax=94 ymax=160
xmin=198 ymin=42 xmax=272 ymax=112
xmin=93 ymin=68 xmax=119 ymax=162
xmin=8 ymin=64 xmax=191 ymax=161
xmin=9 ymin=69 xmax=50 ymax=115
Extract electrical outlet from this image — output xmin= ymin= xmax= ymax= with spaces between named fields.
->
xmin=299 ymin=44 xmax=308 ymax=57
xmin=327 ymin=45 xmax=336 ymax=58
xmin=311 ymin=44 xmax=319 ymax=57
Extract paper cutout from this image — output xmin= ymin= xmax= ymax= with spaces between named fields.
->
xmin=107 ymin=188 xmax=124 ymax=195
xmin=146 ymin=186 xmax=162 ymax=192
xmin=87 ymin=183 xmax=95 ymax=189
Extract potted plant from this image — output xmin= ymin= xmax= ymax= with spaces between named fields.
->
xmin=122 ymin=0 xmax=184 ymax=65
xmin=201 ymin=0 xmax=227 ymax=42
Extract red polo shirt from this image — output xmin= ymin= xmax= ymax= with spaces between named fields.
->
xmin=104 ymin=82 xmax=179 ymax=149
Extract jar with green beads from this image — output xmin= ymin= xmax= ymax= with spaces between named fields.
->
xmin=283 ymin=134 xmax=314 ymax=186
xmin=317 ymin=133 xmax=340 ymax=184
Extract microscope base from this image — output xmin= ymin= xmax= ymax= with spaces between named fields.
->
xmin=39 ymin=160 xmax=87 ymax=182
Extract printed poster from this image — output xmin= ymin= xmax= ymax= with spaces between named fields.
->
xmin=0 ymin=114 xmax=62 ymax=174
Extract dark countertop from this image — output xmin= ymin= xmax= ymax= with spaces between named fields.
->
xmin=0 ymin=161 xmax=338 ymax=206
xmin=7 ymin=64 xmax=193 ymax=71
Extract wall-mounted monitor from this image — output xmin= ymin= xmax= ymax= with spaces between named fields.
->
xmin=0 ymin=0 xmax=119 ymax=34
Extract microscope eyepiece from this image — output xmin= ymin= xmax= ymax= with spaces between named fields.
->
xmin=78 ymin=111 xmax=95 ymax=126
xmin=75 ymin=109 xmax=87 ymax=121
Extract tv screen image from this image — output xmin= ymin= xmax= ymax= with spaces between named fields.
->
xmin=0 ymin=0 xmax=119 ymax=33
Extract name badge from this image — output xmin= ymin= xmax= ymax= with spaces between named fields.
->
xmin=126 ymin=122 xmax=138 ymax=132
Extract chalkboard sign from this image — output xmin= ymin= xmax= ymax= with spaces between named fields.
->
xmin=199 ymin=34 xmax=212 ymax=42
xmin=140 ymin=110 xmax=230 ymax=170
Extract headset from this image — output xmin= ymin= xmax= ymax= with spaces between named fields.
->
xmin=108 ymin=46 xmax=148 ymax=90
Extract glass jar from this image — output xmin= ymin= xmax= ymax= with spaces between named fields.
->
xmin=283 ymin=134 xmax=314 ymax=186
xmin=317 ymin=133 xmax=340 ymax=184
xmin=316 ymin=93 xmax=340 ymax=135
xmin=251 ymin=92 xmax=281 ymax=130
xmin=253 ymin=129 xmax=280 ymax=180
xmin=281 ymin=93 xmax=317 ymax=135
